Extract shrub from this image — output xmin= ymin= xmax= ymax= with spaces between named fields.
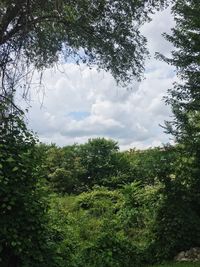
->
xmin=148 ymin=182 xmax=200 ymax=262
xmin=75 ymin=186 xmax=123 ymax=217
xmin=0 ymin=104 xmax=53 ymax=266
xmin=80 ymin=218 xmax=144 ymax=267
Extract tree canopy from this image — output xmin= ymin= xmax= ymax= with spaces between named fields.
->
xmin=0 ymin=0 xmax=170 ymax=100
xmin=160 ymin=0 xmax=200 ymax=147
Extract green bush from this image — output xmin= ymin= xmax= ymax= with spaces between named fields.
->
xmin=0 ymin=104 xmax=53 ymax=266
xmin=148 ymin=181 xmax=200 ymax=262
xmin=48 ymin=188 xmax=146 ymax=267
xmin=81 ymin=219 xmax=144 ymax=267
xmin=75 ymin=186 xmax=123 ymax=217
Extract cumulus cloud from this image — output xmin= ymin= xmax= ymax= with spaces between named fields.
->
xmin=20 ymin=7 xmax=176 ymax=150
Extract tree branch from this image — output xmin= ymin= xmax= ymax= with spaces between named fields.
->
xmin=0 ymin=13 xmax=66 ymax=46
xmin=0 ymin=94 xmax=23 ymax=114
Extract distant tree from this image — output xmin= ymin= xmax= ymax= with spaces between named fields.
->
xmin=78 ymin=138 xmax=120 ymax=188
xmin=126 ymin=146 xmax=178 ymax=185
xmin=46 ymin=145 xmax=86 ymax=193
xmin=44 ymin=145 xmax=65 ymax=174
xmin=38 ymin=140 xmax=135 ymax=193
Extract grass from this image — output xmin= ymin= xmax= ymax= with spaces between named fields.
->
xmin=150 ymin=263 xmax=200 ymax=267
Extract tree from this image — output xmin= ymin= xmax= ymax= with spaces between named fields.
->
xmin=151 ymin=0 xmax=200 ymax=259
xmin=45 ymin=144 xmax=86 ymax=193
xmin=37 ymin=140 xmax=136 ymax=193
xmin=159 ymin=0 xmax=200 ymax=188
xmin=126 ymin=146 xmax=178 ymax=185
xmin=160 ymin=0 xmax=200 ymax=148
xmin=78 ymin=138 xmax=120 ymax=188
xmin=0 ymin=102 xmax=53 ymax=267
xmin=0 ymin=0 xmax=170 ymax=101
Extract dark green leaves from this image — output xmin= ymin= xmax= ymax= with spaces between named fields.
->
xmin=0 ymin=102 xmax=53 ymax=267
xmin=0 ymin=0 xmax=170 ymax=91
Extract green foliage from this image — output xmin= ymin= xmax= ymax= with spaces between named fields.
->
xmin=149 ymin=182 xmax=200 ymax=262
xmin=8 ymin=137 xmax=199 ymax=267
xmin=75 ymin=186 xmax=123 ymax=217
xmin=150 ymin=263 xmax=200 ymax=267
xmin=0 ymin=103 xmax=53 ymax=267
xmin=126 ymin=146 xmax=178 ymax=185
xmin=145 ymin=147 xmax=200 ymax=262
xmin=151 ymin=1 xmax=200 ymax=262
xmin=49 ymin=167 xmax=76 ymax=193
xmin=81 ymin=220 xmax=144 ymax=267
xmin=48 ymin=187 xmax=146 ymax=267
xmin=39 ymin=138 xmax=135 ymax=193
xmin=37 ymin=144 xmax=86 ymax=193
xmin=48 ymin=178 xmax=200 ymax=266
xmin=118 ymin=182 xmax=163 ymax=253
xmin=47 ymin=195 xmax=82 ymax=267
xmin=0 ymin=0 xmax=169 ymax=93
xmin=160 ymin=0 xmax=200 ymax=149
xmin=35 ymin=139 xmax=200 ymax=265
xmin=78 ymin=138 xmax=120 ymax=188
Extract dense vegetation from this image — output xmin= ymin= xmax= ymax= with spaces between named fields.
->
xmin=150 ymin=264 xmax=200 ymax=267
xmin=29 ymin=138 xmax=199 ymax=267
xmin=0 ymin=0 xmax=199 ymax=266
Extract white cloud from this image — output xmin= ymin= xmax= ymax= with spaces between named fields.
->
xmin=20 ymin=6 xmax=176 ymax=150
xmin=141 ymin=6 xmax=175 ymax=56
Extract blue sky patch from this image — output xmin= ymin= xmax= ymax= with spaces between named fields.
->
xmin=68 ymin=111 xmax=90 ymax=121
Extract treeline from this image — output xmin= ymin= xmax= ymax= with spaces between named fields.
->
xmin=36 ymin=138 xmax=177 ymax=193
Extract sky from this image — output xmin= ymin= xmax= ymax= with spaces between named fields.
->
xmin=20 ymin=7 xmax=176 ymax=150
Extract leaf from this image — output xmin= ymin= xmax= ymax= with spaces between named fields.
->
xmin=12 ymin=167 xmax=19 ymax=172
xmin=11 ymin=241 xmax=16 ymax=247
xmin=6 ymin=157 xmax=15 ymax=163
